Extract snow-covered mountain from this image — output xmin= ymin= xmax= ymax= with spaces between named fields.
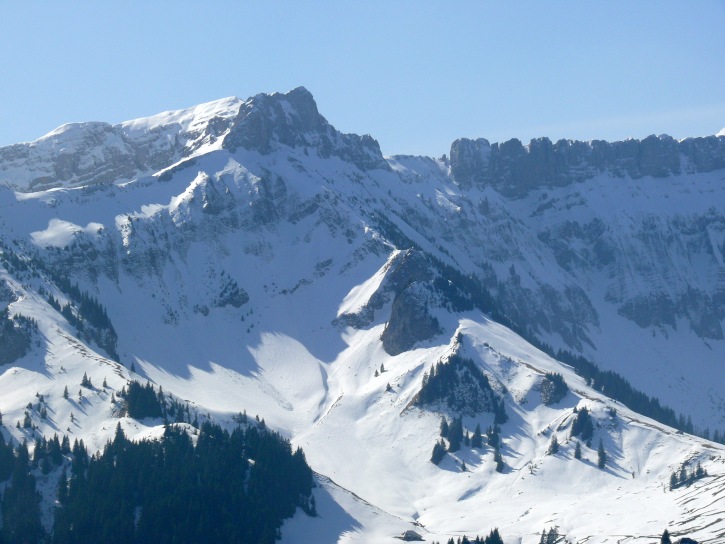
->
xmin=0 ymin=88 xmax=723 ymax=543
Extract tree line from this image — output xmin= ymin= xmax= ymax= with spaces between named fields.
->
xmin=0 ymin=420 xmax=315 ymax=544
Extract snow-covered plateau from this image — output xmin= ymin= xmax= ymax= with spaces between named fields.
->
xmin=0 ymin=87 xmax=723 ymax=543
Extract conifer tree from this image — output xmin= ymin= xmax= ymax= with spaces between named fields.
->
xmin=494 ymin=446 xmax=504 ymax=473
xmin=597 ymin=438 xmax=606 ymax=469
xmin=547 ymin=435 xmax=559 ymax=455
xmin=431 ymin=440 xmax=446 ymax=465
xmin=63 ymin=386 xmax=68 ymax=400
xmin=486 ymin=528 xmax=504 ymax=544
xmin=488 ymin=425 xmax=500 ymax=448
xmin=57 ymin=467 xmax=68 ymax=504
xmin=1 ymin=439 xmax=43 ymax=544
xmin=574 ymin=441 xmax=582 ymax=460
xmin=440 ymin=417 xmax=449 ymax=438
xmin=660 ymin=529 xmax=671 ymax=544
xmin=448 ymin=417 xmax=463 ymax=452
xmin=471 ymin=423 xmax=483 ymax=449
xmin=571 ymin=406 xmax=593 ymax=441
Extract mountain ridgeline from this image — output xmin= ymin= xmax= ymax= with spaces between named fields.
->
xmin=450 ymin=133 xmax=725 ymax=197
xmin=0 ymin=88 xmax=723 ymax=543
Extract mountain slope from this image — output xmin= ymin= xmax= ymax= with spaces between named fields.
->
xmin=0 ymin=88 xmax=723 ymax=543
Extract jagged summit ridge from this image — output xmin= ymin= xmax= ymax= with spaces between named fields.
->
xmin=223 ymin=86 xmax=387 ymax=171
xmin=450 ymin=132 xmax=725 ymax=196
xmin=0 ymin=87 xmax=387 ymax=191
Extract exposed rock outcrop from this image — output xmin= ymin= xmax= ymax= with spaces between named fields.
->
xmin=381 ymin=283 xmax=440 ymax=356
xmin=224 ymin=87 xmax=389 ymax=172
xmin=450 ymin=134 xmax=725 ymax=196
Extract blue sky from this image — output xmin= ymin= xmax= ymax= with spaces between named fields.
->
xmin=1 ymin=1 xmax=723 ymax=157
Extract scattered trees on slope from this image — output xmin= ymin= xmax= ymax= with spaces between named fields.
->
xmin=669 ymin=462 xmax=708 ymax=490
xmin=539 ymin=527 xmax=564 ymax=544
xmin=374 ymin=231 xmax=708 ymax=441
xmin=431 ymin=528 xmax=504 ymax=544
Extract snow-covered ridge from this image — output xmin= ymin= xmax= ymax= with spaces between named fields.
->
xmin=118 ymin=95 xmax=243 ymax=137
xmin=0 ymin=88 xmax=723 ymax=542
xmin=0 ymin=87 xmax=387 ymax=192
xmin=0 ymin=95 xmax=245 ymax=191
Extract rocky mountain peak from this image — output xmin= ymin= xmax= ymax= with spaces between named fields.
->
xmin=0 ymin=88 xmax=388 ymax=192
xmin=224 ymin=87 xmax=388 ymax=171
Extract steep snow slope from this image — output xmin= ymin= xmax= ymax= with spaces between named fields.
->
xmin=0 ymin=88 xmax=723 ymax=542
xmin=375 ymin=159 xmax=725 ymax=429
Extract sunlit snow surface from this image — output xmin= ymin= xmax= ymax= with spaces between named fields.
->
xmin=0 ymin=100 xmax=722 ymax=542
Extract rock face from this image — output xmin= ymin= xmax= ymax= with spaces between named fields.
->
xmin=223 ymin=87 xmax=388 ymax=172
xmin=381 ymin=283 xmax=440 ymax=356
xmin=335 ymin=249 xmax=442 ymax=355
xmin=450 ymin=134 xmax=725 ymax=196
xmin=336 ymin=250 xmax=436 ymax=331
xmin=0 ymin=88 xmax=387 ymax=192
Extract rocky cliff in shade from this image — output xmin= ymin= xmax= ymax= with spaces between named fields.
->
xmin=450 ymin=133 xmax=725 ymax=196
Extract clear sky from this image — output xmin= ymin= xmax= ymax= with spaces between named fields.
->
xmin=1 ymin=1 xmax=723 ymax=157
